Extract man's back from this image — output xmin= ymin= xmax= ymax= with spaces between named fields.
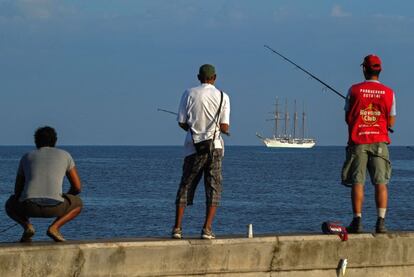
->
xmin=346 ymin=80 xmax=394 ymax=145
xmin=180 ymin=83 xmax=230 ymax=142
xmin=180 ymin=84 xmax=230 ymax=137
xmin=19 ymin=147 xmax=75 ymax=202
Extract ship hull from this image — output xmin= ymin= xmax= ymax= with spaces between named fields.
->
xmin=262 ymin=138 xmax=315 ymax=148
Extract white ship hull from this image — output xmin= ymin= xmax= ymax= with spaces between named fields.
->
xmin=261 ymin=137 xmax=315 ymax=148
xmin=257 ymin=98 xmax=316 ymax=149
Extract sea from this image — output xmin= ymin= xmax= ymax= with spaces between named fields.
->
xmin=0 ymin=146 xmax=413 ymax=243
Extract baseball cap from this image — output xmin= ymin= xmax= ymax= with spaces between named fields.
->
xmin=199 ymin=64 xmax=216 ymax=78
xmin=361 ymin=54 xmax=382 ymax=70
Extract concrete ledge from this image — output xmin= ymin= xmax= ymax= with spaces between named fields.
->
xmin=1 ymin=232 xmax=414 ymax=276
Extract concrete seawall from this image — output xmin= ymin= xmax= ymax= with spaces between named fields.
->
xmin=1 ymin=232 xmax=413 ymax=277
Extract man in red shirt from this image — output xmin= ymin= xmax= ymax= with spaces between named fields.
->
xmin=342 ymin=54 xmax=396 ymax=234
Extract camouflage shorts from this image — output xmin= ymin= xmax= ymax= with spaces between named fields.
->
xmin=175 ymin=149 xmax=223 ymax=207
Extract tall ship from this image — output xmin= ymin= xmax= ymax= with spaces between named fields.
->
xmin=256 ymin=98 xmax=316 ymax=148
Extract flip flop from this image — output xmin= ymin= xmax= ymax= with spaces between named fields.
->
xmin=20 ymin=225 xmax=35 ymax=243
xmin=46 ymin=228 xmax=66 ymax=242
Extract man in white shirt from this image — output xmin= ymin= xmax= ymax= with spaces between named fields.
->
xmin=172 ymin=64 xmax=230 ymax=239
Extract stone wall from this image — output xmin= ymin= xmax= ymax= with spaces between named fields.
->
xmin=1 ymin=232 xmax=413 ymax=276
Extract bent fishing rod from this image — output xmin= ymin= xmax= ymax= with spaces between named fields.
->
xmin=264 ymin=45 xmax=394 ymax=133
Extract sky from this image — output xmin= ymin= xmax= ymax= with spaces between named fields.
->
xmin=1 ymin=0 xmax=413 ymax=146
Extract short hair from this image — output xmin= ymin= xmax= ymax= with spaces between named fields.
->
xmin=34 ymin=126 xmax=57 ymax=148
xmin=364 ymin=66 xmax=381 ymax=79
xmin=198 ymin=64 xmax=216 ymax=82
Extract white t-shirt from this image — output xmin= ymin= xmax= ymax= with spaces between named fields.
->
xmin=177 ymin=83 xmax=230 ymax=157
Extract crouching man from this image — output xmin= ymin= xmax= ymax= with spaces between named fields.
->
xmin=5 ymin=126 xmax=83 ymax=242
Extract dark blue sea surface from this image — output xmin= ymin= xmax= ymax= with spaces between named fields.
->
xmin=0 ymin=146 xmax=413 ymax=242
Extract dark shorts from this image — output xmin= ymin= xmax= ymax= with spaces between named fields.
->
xmin=175 ymin=149 xmax=223 ymax=207
xmin=341 ymin=143 xmax=391 ymax=186
xmin=6 ymin=194 xmax=83 ymax=218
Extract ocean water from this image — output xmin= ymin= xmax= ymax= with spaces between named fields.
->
xmin=0 ymin=146 xmax=413 ymax=243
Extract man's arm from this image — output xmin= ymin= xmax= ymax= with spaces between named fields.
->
xmin=220 ymin=123 xmax=230 ymax=135
xmin=14 ymin=172 xmax=25 ymax=199
xmin=177 ymin=90 xmax=189 ymax=132
xmin=219 ymin=93 xmax=231 ymax=135
xmin=344 ymin=89 xmax=351 ymax=124
xmin=178 ymin=122 xmax=189 ymax=132
xmin=388 ymin=116 xmax=396 ymax=128
xmin=388 ymin=93 xmax=396 ymax=129
xmin=66 ymin=167 xmax=82 ymax=195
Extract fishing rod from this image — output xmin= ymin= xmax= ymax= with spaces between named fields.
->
xmin=264 ymin=45 xmax=346 ymax=99
xmin=264 ymin=45 xmax=394 ymax=133
xmin=157 ymin=108 xmax=178 ymax=116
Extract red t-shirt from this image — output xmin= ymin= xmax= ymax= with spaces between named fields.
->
xmin=346 ymin=81 xmax=394 ymax=145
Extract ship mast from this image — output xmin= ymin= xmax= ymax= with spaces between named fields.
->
xmin=302 ymin=102 xmax=306 ymax=140
xmin=293 ymin=100 xmax=298 ymax=139
xmin=273 ymin=97 xmax=279 ymax=138
xmin=284 ymin=98 xmax=289 ymax=138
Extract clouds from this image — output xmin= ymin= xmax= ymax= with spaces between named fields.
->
xmin=372 ymin=13 xmax=410 ymax=22
xmin=0 ymin=0 xmax=74 ymax=20
xmin=18 ymin=0 xmax=54 ymax=19
xmin=331 ymin=5 xmax=351 ymax=18
xmin=0 ymin=1 xmax=414 ymax=145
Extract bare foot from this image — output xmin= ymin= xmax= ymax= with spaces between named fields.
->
xmin=46 ymin=227 xmax=66 ymax=242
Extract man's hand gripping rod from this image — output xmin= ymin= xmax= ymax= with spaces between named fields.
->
xmin=264 ymin=45 xmax=394 ymax=133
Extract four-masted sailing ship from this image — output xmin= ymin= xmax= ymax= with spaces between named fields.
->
xmin=256 ymin=98 xmax=316 ymax=148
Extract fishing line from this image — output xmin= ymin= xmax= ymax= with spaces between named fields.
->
xmin=0 ymin=223 xmax=19 ymax=234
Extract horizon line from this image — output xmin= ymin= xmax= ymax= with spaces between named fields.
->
xmin=0 ymin=144 xmax=412 ymax=147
